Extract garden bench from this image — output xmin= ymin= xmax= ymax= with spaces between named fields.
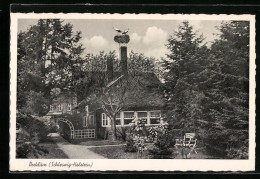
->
xmin=174 ymin=133 xmax=197 ymax=158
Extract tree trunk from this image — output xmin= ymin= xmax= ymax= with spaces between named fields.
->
xmin=110 ymin=116 xmax=117 ymax=141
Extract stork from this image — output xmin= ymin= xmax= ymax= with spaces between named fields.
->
xmin=122 ymin=29 xmax=129 ymax=35
xmin=113 ymin=27 xmax=122 ymax=35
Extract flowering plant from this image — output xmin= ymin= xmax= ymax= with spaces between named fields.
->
xmin=148 ymin=122 xmax=175 ymax=159
xmin=125 ymin=116 xmax=148 ymax=154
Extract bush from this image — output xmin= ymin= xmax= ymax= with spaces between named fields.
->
xmin=17 ymin=112 xmax=49 ymax=143
xmin=116 ymin=127 xmax=129 ymax=141
xmin=125 ymin=138 xmax=137 ymax=152
xmin=16 ymin=143 xmax=49 ymax=158
xmin=124 ymin=118 xmax=148 ymax=154
xmin=48 ymin=125 xmax=59 ymax=133
xmin=226 ymin=146 xmax=248 ymax=159
xmin=202 ymin=127 xmax=248 ymax=159
xmin=148 ymin=124 xmax=174 ymax=159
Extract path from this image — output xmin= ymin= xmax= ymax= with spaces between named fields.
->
xmin=48 ymin=133 xmax=106 ymax=159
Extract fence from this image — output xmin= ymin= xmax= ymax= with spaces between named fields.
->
xmin=74 ymin=129 xmax=95 ymax=139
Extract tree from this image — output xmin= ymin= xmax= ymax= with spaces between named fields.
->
xmin=17 ymin=19 xmax=84 ymax=115
xmin=196 ymin=21 xmax=249 ymax=158
xmin=21 ymin=91 xmax=49 ymax=116
xmin=162 ymin=21 xmax=208 ymax=132
xmin=163 ymin=21 xmax=249 ymax=158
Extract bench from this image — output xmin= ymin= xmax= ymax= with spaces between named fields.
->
xmin=175 ymin=133 xmax=197 ymax=158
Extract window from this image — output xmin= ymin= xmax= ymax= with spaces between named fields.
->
xmin=83 ymin=115 xmax=94 ymax=127
xmin=83 ymin=116 xmax=88 ymax=127
xmin=50 ymin=105 xmax=53 ymax=112
xmin=102 ymin=113 xmax=109 ymax=127
xmin=58 ymin=104 xmax=62 ymax=111
xmin=115 ymin=113 xmax=121 ymax=125
xmin=89 ymin=115 xmax=94 ymax=126
xmin=67 ymin=104 xmax=71 ymax=111
xmin=137 ymin=112 xmax=148 ymax=124
xmin=124 ymin=112 xmax=134 ymax=125
xmin=150 ymin=111 xmax=161 ymax=124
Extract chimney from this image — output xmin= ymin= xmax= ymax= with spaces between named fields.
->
xmin=120 ymin=46 xmax=128 ymax=76
xmin=106 ymin=56 xmax=114 ymax=82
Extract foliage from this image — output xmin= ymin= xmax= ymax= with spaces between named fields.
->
xmin=16 ymin=112 xmax=50 ymax=158
xmin=125 ymin=118 xmax=148 ymax=153
xmin=17 ymin=19 xmax=84 ymax=115
xmin=148 ymin=123 xmax=174 ymax=159
xmin=17 ymin=112 xmax=49 ymax=142
xmin=116 ymin=126 xmax=129 ymax=141
xmin=162 ymin=21 xmax=249 ymax=158
xmin=197 ymin=21 xmax=249 ymax=159
xmin=114 ymin=34 xmax=130 ymax=44
xmin=162 ymin=21 xmax=207 ymax=135
xmin=226 ymin=146 xmax=248 ymax=159
xmin=16 ymin=143 xmax=49 ymax=158
xmin=21 ymin=91 xmax=50 ymax=116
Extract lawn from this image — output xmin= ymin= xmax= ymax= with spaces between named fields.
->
xmin=89 ymin=145 xmax=152 ymax=159
xmin=75 ymin=139 xmax=125 ymax=146
xmin=88 ymin=145 xmax=217 ymax=159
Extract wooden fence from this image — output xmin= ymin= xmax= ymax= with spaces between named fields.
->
xmin=74 ymin=129 xmax=95 ymax=139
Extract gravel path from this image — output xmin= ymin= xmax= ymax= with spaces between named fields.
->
xmin=49 ymin=133 xmax=106 ymax=159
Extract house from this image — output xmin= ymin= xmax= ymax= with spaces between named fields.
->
xmin=47 ymin=45 xmax=166 ymax=139
xmin=47 ymin=93 xmax=77 ymax=116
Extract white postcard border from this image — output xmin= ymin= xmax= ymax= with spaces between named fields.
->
xmin=10 ymin=13 xmax=256 ymax=172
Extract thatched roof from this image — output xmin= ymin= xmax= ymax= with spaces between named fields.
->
xmin=119 ymin=72 xmax=165 ymax=108
xmin=79 ymin=71 xmax=166 ymax=109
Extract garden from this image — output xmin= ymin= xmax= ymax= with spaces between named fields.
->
xmin=16 ymin=112 xmax=68 ymax=159
xmin=84 ymin=118 xmax=218 ymax=159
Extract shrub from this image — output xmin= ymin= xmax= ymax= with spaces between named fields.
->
xmin=17 ymin=112 xmax=49 ymax=143
xmin=116 ymin=127 xmax=129 ymax=141
xmin=148 ymin=124 xmax=174 ymax=159
xmin=16 ymin=143 xmax=49 ymax=158
xmin=201 ymin=127 xmax=248 ymax=159
xmin=125 ymin=138 xmax=137 ymax=152
xmin=125 ymin=118 xmax=148 ymax=154
xmin=226 ymin=146 xmax=248 ymax=159
xmin=48 ymin=124 xmax=59 ymax=133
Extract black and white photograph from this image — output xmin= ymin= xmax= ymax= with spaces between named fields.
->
xmin=9 ymin=13 xmax=255 ymax=171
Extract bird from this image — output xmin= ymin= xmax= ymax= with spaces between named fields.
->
xmin=122 ymin=29 xmax=129 ymax=35
xmin=113 ymin=27 xmax=122 ymax=33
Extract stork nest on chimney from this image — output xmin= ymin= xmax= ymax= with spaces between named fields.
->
xmin=114 ymin=34 xmax=130 ymax=44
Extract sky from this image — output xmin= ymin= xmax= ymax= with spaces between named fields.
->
xmin=18 ymin=19 xmax=223 ymax=59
